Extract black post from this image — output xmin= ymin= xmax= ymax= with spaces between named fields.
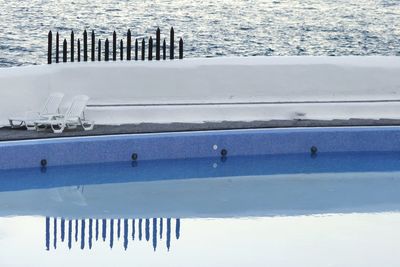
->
xmin=63 ymin=39 xmax=67 ymax=62
xmin=135 ymin=39 xmax=138 ymax=60
xmin=83 ymin=30 xmax=88 ymax=61
xmin=170 ymin=27 xmax=174 ymax=59
xmin=91 ymin=30 xmax=95 ymax=61
xmin=47 ymin=31 xmax=52 ymax=64
xmin=70 ymin=31 xmax=74 ymax=62
xmin=120 ymin=39 xmax=123 ymax=60
xmin=105 ymin=38 xmax=109 ymax=61
xmin=113 ymin=31 xmax=117 ymax=61
xmin=127 ymin=29 xmax=131 ymax=60
xmin=156 ymin=27 xmax=160 ymax=60
xmin=179 ymin=38 xmax=183 ymax=59
xmin=141 ymin=38 xmax=145 ymax=61
xmin=148 ymin=37 xmax=153 ymax=61
xmin=98 ymin=39 xmax=101 ymax=61
xmin=56 ymin=32 xmax=59 ymax=63
xmin=77 ymin=39 xmax=81 ymax=62
xmin=163 ymin=39 xmax=166 ymax=60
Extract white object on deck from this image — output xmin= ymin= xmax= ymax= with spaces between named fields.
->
xmin=8 ymin=92 xmax=64 ymax=130
xmin=34 ymin=95 xmax=94 ymax=133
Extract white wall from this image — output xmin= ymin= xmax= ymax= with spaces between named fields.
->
xmin=1 ymin=56 xmax=400 ymax=125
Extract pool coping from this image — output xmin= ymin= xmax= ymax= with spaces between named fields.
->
xmin=2 ymin=118 xmax=400 ymax=142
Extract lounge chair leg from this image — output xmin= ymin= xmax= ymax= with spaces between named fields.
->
xmin=51 ymin=123 xmax=65 ymax=134
xmin=9 ymin=120 xmax=24 ymax=128
xmin=26 ymin=123 xmax=36 ymax=131
xmin=81 ymin=120 xmax=95 ymax=131
xmin=35 ymin=124 xmax=47 ymax=131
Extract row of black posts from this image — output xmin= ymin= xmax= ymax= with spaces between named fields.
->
xmin=47 ymin=27 xmax=183 ymax=64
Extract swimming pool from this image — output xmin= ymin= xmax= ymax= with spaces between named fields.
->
xmin=1 ymin=127 xmax=400 ymax=266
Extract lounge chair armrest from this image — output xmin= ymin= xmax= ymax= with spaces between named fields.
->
xmin=39 ymin=114 xmax=64 ymax=120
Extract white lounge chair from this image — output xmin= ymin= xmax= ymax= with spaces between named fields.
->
xmin=34 ymin=95 xmax=94 ymax=134
xmin=8 ymin=92 xmax=65 ymax=130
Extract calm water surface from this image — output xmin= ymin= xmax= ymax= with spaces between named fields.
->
xmin=1 ymin=153 xmax=400 ymax=266
xmin=0 ymin=0 xmax=399 ymax=67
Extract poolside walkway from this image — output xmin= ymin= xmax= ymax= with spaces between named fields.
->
xmin=1 ymin=119 xmax=400 ymax=141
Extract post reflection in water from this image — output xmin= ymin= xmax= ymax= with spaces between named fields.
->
xmin=124 ymin=219 xmax=128 ymax=250
xmin=176 ymin=218 xmax=180 ymax=240
xmin=45 ymin=217 xmax=181 ymax=251
xmin=132 ymin=219 xmax=135 ymax=240
xmin=139 ymin=218 xmax=142 ymax=241
xmin=110 ymin=219 xmax=114 ymax=249
xmin=160 ymin=218 xmax=163 ymax=240
xmin=68 ymin=220 xmax=72 ymax=249
xmin=53 ymin=217 xmax=57 ymax=249
xmin=167 ymin=218 xmax=171 ymax=251
xmin=102 ymin=219 xmax=106 ymax=242
xmin=61 ymin=218 xmax=65 ymax=242
xmin=117 ymin=219 xmax=121 ymax=240
xmin=95 ymin=219 xmax=99 ymax=241
xmin=89 ymin=219 xmax=93 ymax=249
xmin=145 ymin=218 xmax=150 ymax=242
xmin=45 ymin=217 xmax=50 ymax=251
xmin=81 ymin=219 xmax=85 ymax=250
xmin=74 ymin=219 xmax=78 ymax=242
xmin=152 ymin=218 xmax=157 ymax=251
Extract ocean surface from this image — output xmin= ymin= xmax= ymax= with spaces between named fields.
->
xmin=0 ymin=0 xmax=399 ymax=67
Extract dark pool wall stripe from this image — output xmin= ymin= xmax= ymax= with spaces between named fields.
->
xmin=2 ymin=127 xmax=400 ymax=170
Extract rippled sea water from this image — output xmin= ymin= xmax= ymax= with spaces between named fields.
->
xmin=0 ymin=0 xmax=399 ymax=67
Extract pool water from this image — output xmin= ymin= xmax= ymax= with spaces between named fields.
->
xmin=1 ymin=152 xmax=400 ymax=266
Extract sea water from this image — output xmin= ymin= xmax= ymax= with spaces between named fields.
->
xmin=0 ymin=0 xmax=399 ymax=67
